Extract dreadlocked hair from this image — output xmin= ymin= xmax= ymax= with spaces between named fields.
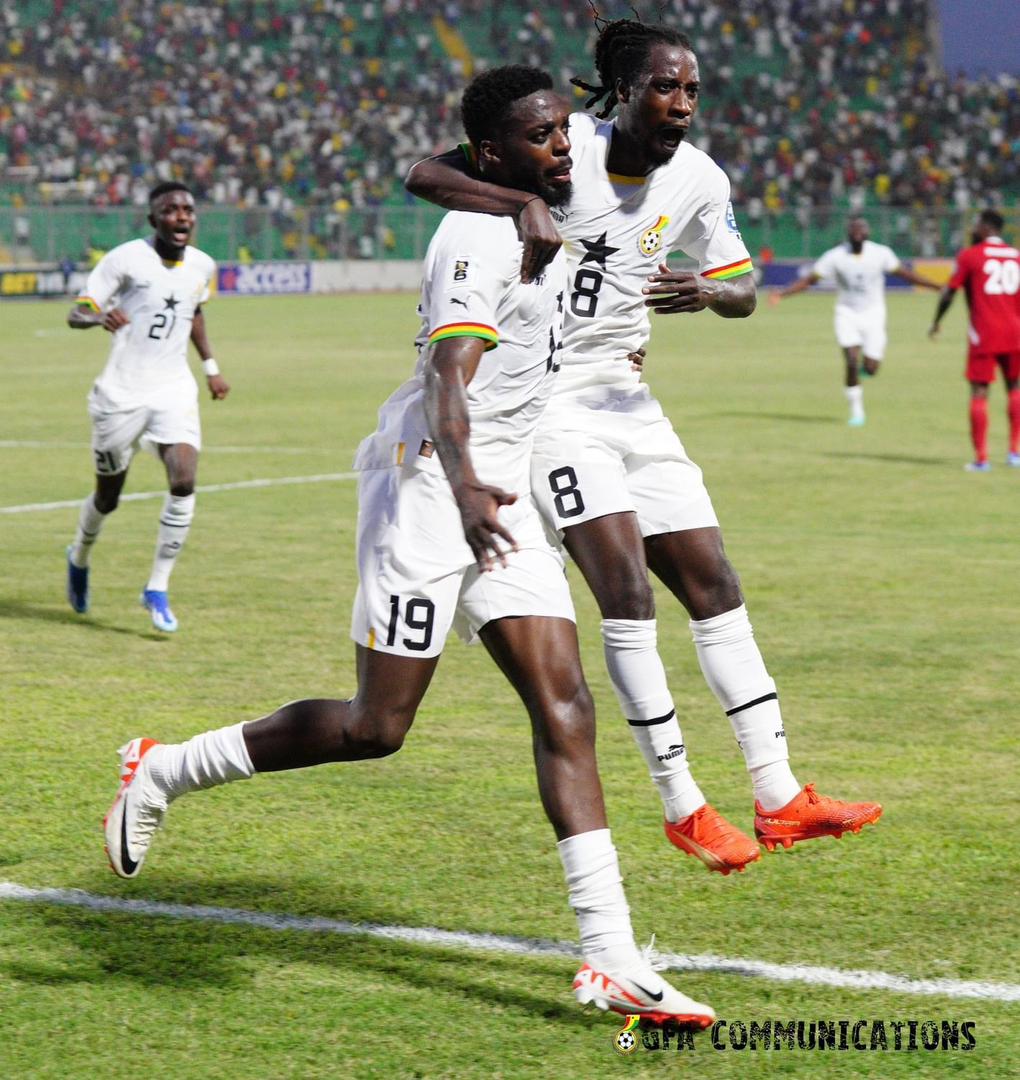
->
xmin=461 ymin=64 xmax=554 ymax=147
xmin=571 ymin=14 xmax=692 ymax=118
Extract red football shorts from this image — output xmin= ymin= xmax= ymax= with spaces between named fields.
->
xmin=966 ymin=349 xmax=1020 ymax=384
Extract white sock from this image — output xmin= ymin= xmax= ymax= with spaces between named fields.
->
xmin=601 ymin=619 xmax=705 ymax=821
xmin=689 ymin=605 xmax=800 ymax=810
xmin=70 ymin=493 xmax=107 ymax=567
xmin=147 ymin=721 xmax=255 ymax=800
xmin=557 ymin=829 xmax=641 ymax=971
xmin=147 ymin=493 xmax=195 ymax=591
xmin=845 ymin=384 xmax=864 ymax=419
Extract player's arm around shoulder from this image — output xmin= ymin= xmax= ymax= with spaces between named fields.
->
xmin=422 ymin=335 xmax=518 ymax=572
xmin=190 ymin=306 xmax=229 ymax=400
xmin=405 ymin=146 xmax=561 ymax=285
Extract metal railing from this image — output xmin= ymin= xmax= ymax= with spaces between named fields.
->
xmin=0 ymin=203 xmax=1014 ymax=268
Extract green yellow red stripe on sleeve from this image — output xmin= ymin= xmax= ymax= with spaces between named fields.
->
xmin=703 ymin=258 xmax=753 ymax=280
xmin=428 ymin=322 xmax=499 ymax=349
xmin=75 ymin=296 xmax=101 ymax=312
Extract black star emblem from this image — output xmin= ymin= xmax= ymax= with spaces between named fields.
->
xmin=578 ymin=232 xmax=619 ymax=268
xmin=162 ymin=295 xmax=179 ymax=311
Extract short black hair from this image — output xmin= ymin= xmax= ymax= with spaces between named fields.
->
xmin=148 ymin=181 xmax=193 ymax=205
xmin=979 ymin=209 xmax=1005 ymax=232
xmin=571 ymin=16 xmax=693 ymax=118
xmin=461 ymin=65 xmax=554 ymax=146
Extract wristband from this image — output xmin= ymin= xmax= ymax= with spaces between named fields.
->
xmin=202 ymin=358 xmax=220 ymax=377
xmin=516 ymin=195 xmax=541 ymax=217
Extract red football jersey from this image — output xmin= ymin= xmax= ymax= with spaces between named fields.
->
xmin=947 ymin=236 xmax=1020 ymax=353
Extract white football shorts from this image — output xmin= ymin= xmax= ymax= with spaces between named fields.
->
xmin=531 ymin=387 xmax=719 ymax=538
xmin=351 ymin=464 xmax=575 ymax=658
xmin=87 ymin=383 xmax=201 ymax=475
xmin=833 ymin=305 xmax=887 ymax=359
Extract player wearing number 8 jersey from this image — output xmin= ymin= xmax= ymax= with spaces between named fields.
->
xmin=930 ymin=209 xmax=1020 ymax=470
xmin=64 ymin=182 xmax=229 ymax=632
xmin=407 ymin=16 xmax=882 ymax=870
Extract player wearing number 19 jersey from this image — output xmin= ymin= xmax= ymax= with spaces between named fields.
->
xmin=930 ymin=209 xmax=1020 ymax=470
xmin=65 ymin=182 xmax=229 ymax=631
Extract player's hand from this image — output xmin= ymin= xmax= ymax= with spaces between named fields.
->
xmin=518 ymin=199 xmax=562 ymax=284
xmin=628 ymin=347 xmax=646 ymax=372
xmin=768 ymin=290 xmax=782 ymax=308
xmin=207 ymin=374 xmax=230 ymax=399
xmin=101 ymin=308 xmax=130 ymax=332
xmin=928 ymin=324 xmax=940 ymax=340
xmin=454 ymin=480 xmax=519 ymax=572
xmin=643 ymin=264 xmax=715 ymax=314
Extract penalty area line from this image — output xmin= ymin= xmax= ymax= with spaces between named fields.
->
xmin=1 ymin=882 xmax=1018 ymax=1003
xmin=0 ymin=472 xmax=358 ymax=515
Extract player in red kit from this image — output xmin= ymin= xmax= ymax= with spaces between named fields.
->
xmin=930 ymin=209 xmax=1020 ymax=471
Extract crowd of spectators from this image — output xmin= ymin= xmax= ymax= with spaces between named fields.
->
xmin=1 ymin=0 xmax=1017 ymax=223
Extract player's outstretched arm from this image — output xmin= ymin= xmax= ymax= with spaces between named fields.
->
xmin=405 ymin=151 xmax=561 ymax=284
xmin=769 ymin=272 xmax=820 ymax=306
xmin=190 ymin=308 xmax=230 ymax=399
xmin=644 ymin=264 xmax=756 ymax=318
xmin=893 ymin=266 xmax=941 ymax=291
xmin=423 ymin=337 xmax=519 ymax=572
xmin=928 ymin=286 xmax=957 ymax=339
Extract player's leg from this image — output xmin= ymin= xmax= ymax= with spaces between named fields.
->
xmin=843 ymin=346 xmax=866 ymax=425
xmin=479 ymin=613 xmax=713 ymax=1025
xmin=644 ymin=525 xmax=881 ymax=848
xmin=104 ymin=646 xmax=439 ymax=878
xmin=67 ymin=399 xmax=144 ymax=613
xmin=999 ymin=356 xmax=1020 ymax=465
xmin=533 ymin=415 xmax=755 ymax=872
xmin=966 ymin=381 xmax=991 ymax=470
xmin=138 ymin=441 xmax=198 ymax=631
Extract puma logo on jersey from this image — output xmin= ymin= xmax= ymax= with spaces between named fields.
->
xmin=638 ymin=216 xmax=670 ymax=257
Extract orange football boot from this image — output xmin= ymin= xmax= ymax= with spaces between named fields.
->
xmin=754 ymin=783 xmax=883 ymax=851
xmin=664 ymin=803 xmax=761 ymax=875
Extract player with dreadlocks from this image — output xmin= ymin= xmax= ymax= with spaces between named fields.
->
xmin=407 ymin=15 xmax=882 ymax=871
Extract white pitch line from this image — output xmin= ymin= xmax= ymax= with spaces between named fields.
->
xmin=1 ymin=881 xmax=1017 ymax=1003
xmin=0 ymin=472 xmax=357 ymax=515
xmin=0 ymin=440 xmax=334 ymax=455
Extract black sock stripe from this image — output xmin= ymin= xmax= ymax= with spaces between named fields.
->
xmin=725 ymin=692 xmax=778 ymax=717
xmin=158 ymin=519 xmax=192 ymax=528
xmin=626 ymin=709 xmax=676 ymax=728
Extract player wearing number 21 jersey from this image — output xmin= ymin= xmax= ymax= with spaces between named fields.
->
xmin=930 ymin=208 xmax=1020 ymax=470
xmin=65 ymin=182 xmax=229 ymax=632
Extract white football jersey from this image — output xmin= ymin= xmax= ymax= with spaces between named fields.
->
xmin=812 ymin=240 xmax=901 ymax=313
xmin=548 ymin=111 xmax=752 ymax=396
xmin=355 ymin=212 xmax=566 ymax=492
xmin=78 ymin=238 xmax=215 ymax=403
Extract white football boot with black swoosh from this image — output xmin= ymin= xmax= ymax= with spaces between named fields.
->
xmin=104 ymin=738 xmax=169 ymax=879
xmin=573 ymin=938 xmax=715 ymax=1027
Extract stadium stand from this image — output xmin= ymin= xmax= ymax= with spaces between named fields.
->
xmin=1 ymin=0 xmax=1018 ymax=262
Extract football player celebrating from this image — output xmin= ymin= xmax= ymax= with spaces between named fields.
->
xmin=772 ymin=217 xmax=939 ymax=426
xmin=406 ymin=17 xmax=881 ymax=871
xmin=65 ymin=182 xmax=229 ymax=632
xmin=104 ymin=66 xmax=717 ymax=1028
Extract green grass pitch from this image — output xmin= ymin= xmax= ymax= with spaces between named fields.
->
xmin=1 ymin=290 xmax=1017 ymax=1078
